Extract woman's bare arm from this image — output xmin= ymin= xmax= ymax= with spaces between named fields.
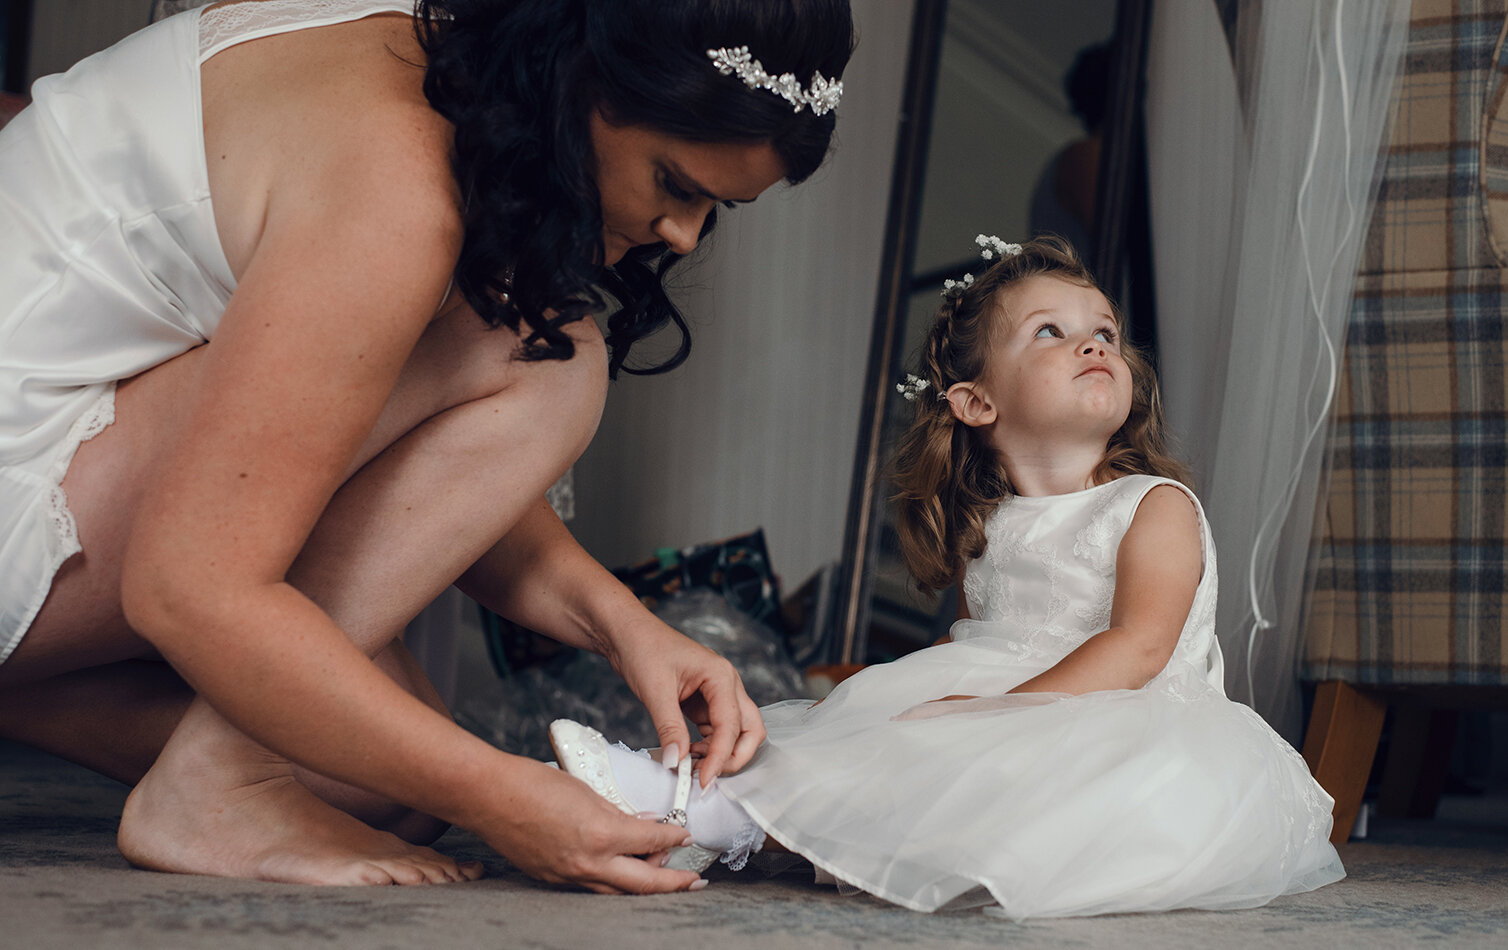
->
xmin=460 ymin=500 xmax=766 ymax=782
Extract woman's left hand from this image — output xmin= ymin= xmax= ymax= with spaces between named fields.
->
xmin=609 ymin=616 xmax=765 ymax=787
xmin=459 ymin=502 xmax=765 ymax=785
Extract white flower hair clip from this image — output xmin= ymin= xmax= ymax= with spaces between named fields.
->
xmin=706 ymin=46 xmax=844 ymax=116
xmin=976 ymin=234 xmax=1023 ymax=261
xmin=941 ymin=273 xmax=974 ymax=299
xmin=896 ymin=374 xmax=932 ymax=402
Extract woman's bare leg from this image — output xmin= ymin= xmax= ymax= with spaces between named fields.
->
xmin=0 ymin=644 xmax=449 ymax=843
xmin=0 ymin=303 xmax=608 ymax=883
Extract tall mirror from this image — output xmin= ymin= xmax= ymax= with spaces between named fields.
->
xmin=836 ymin=0 xmax=1148 ymax=665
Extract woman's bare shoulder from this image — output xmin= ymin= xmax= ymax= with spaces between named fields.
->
xmin=205 ymin=14 xmax=460 ymax=279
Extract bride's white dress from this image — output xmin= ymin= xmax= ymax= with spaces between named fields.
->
xmin=719 ymin=475 xmax=1344 ymax=917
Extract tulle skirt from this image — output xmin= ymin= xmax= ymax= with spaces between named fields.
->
xmin=718 ymin=635 xmax=1344 ymax=917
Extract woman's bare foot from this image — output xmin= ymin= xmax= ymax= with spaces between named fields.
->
xmin=118 ymin=702 xmax=484 ymax=886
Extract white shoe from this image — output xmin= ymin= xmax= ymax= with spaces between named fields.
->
xmin=548 ymin=719 xmax=720 ymax=873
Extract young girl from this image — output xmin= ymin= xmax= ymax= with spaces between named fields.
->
xmin=549 ymin=235 xmax=1345 ymax=916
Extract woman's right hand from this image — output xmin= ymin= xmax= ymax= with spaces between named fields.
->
xmin=475 ymin=758 xmax=707 ymax=894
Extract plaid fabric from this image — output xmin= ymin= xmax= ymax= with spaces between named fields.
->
xmin=1306 ymin=0 xmax=1508 ymax=685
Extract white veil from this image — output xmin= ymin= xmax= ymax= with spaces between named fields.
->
xmin=1145 ymin=0 xmax=1408 ymax=741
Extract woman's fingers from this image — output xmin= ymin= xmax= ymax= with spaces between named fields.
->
xmin=591 ymin=854 xmax=704 ymax=895
xmin=639 ymin=686 xmax=692 ymax=771
xmin=610 ymin=617 xmax=766 ymax=784
xmin=682 ymin=676 xmax=765 ymax=780
xmin=686 ymin=672 xmax=746 ymax=786
xmin=581 ymin=819 xmax=705 ymax=894
xmin=725 ymin=702 xmax=766 ymax=772
xmin=486 ymin=765 xmax=707 ymax=895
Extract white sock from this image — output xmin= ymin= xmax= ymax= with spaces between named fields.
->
xmin=605 ymin=743 xmax=765 ymax=868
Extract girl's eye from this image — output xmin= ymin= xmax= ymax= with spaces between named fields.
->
xmin=1094 ymin=328 xmax=1117 ymax=343
xmin=663 ymin=176 xmax=694 ymax=202
xmin=1034 ymin=325 xmax=1062 ymax=339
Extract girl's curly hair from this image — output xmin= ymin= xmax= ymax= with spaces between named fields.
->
xmin=414 ymin=0 xmax=855 ymax=377
xmin=891 ymin=235 xmax=1189 ymax=593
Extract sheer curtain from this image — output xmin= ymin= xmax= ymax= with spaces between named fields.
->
xmin=1145 ymin=0 xmax=1408 ymax=741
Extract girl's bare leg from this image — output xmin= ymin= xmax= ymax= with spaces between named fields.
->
xmin=0 ymin=303 xmax=608 ymax=884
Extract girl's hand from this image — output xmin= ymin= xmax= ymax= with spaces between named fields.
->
xmin=609 ymin=617 xmax=765 ymax=786
xmin=478 ymin=759 xmax=707 ymax=894
xmin=892 ymin=692 xmax=1068 ymax=721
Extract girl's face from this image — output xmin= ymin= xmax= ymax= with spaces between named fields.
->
xmin=589 ymin=110 xmax=787 ymax=266
xmin=975 ymin=274 xmax=1133 ymax=445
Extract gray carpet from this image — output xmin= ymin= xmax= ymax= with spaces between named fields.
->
xmin=3 ymin=740 xmax=1505 ymax=949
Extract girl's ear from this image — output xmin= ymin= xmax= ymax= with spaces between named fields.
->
xmin=946 ymin=382 xmax=997 ymax=428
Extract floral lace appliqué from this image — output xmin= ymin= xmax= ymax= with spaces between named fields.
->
xmin=963 ymin=499 xmax=1082 ymax=653
xmin=1071 ymin=487 xmax=1125 ymax=631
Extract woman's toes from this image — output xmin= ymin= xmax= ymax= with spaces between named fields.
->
xmin=351 ymin=863 xmax=398 ymax=886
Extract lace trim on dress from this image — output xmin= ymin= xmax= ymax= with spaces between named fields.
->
xmin=1071 ymin=487 xmax=1123 ymax=632
xmin=720 ymin=823 xmax=766 ymax=872
xmin=45 ymin=485 xmax=83 ymax=564
xmin=198 ymin=0 xmax=414 ymax=62
xmin=42 ymin=386 xmax=117 ymax=559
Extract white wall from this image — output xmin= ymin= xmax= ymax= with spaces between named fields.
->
xmin=569 ymin=0 xmax=917 ymax=589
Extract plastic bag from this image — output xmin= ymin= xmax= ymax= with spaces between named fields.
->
xmin=459 ymin=589 xmax=809 ymax=759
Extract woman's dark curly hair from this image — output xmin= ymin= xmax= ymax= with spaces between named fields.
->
xmin=413 ymin=0 xmax=855 ymax=377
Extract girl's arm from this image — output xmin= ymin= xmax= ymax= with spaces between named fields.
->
xmin=459 ymin=499 xmax=765 ymax=783
xmin=1007 ymin=484 xmax=1202 ymax=695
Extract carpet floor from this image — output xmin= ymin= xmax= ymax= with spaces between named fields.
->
xmin=2 ymin=740 xmax=1504 ymax=949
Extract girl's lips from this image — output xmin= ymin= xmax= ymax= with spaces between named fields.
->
xmin=1077 ymin=365 xmax=1113 ymax=378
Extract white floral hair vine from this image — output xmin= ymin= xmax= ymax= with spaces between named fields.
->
xmin=976 ymin=234 xmax=1023 ymax=261
xmin=896 ymin=374 xmax=932 ymax=402
xmin=706 ymin=46 xmax=844 ymax=116
xmin=941 ymin=273 xmax=974 ymax=299
xmin=939 ymin=235 xmax=1024 ymax=298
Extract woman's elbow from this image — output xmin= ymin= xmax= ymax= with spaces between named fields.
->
xmin=119 ymin=541 xmax=218 ymax=651
xmin=120 ymin=555 xmax=178 ymax=646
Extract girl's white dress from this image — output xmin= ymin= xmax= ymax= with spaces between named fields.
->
xmin=719 ymin=475 xmax=1344 ymax=917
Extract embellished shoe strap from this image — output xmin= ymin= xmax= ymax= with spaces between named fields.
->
xmin=659 ymin=755 xmax=694 ymax=827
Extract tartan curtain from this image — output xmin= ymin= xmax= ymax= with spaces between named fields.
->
xmin=1306 ymin=0 xmax=1508 ymax=686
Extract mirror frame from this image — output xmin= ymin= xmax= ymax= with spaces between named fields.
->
xmin=833 ymin=0 xmax=1154 ymax=665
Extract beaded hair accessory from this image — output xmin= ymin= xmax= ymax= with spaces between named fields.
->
xmin=940 ymin=234 xmax=1025 ymax=298
xmin=897 ymin=374 xmax=940 ymax=402
xmin=976 ymin=234 xmax=1022 ymax=260
xmin=706 ymin=46 xmax=844 ymax=116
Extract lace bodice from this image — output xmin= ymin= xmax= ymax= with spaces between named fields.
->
xmin=197 ymin=0 xmax=415 ymax=62
xmin=959 ymin=475 xmax=1223 ymax=689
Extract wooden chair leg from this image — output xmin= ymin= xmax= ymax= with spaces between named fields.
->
xmin=1378 ymin=707 xmax=1458 ymax=819
xmin=1302 ymin=681 xmax=1387 ymax=844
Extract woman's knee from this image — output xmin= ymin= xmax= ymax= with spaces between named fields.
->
xmin=371 ymin=307 xmax=606 ymax=459
xmin=431 ymin=336 xmax=605 ymax=501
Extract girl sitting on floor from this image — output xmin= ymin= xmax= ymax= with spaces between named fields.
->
xmin=549 ymin=235 xmax=1344 ymax=917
